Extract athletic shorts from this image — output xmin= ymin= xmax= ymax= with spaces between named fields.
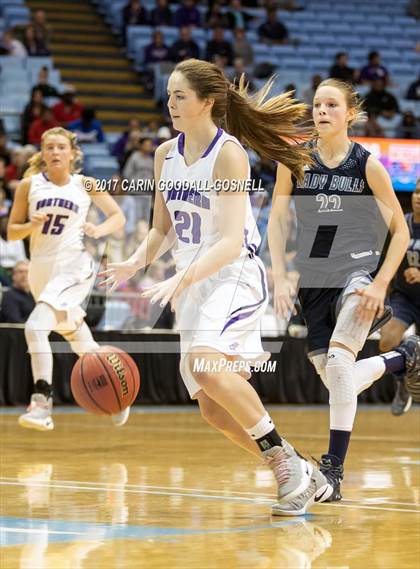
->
xmin=28 ymin=250 xmax=95 ymax=328
xmin=176 ymin=254 xmax=270 ymax=399
xmin=390 ymin=290 xmax=420 ymax=330
xmin=299 ymin=270 xmax=390 ymax=356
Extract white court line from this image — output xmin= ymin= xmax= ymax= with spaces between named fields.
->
xmin=0 ymin=527 xmax=86 ymax=535
xmin=1 ymin=477 xmax=418 ymax=508
xmin=1 ymin=480 xmax=419 ymax=514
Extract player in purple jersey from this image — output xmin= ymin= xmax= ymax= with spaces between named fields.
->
xmin=7 ymin=127 xmax=126 ymax=431
xmin=100 ymin=58 xmax=335 ymax=516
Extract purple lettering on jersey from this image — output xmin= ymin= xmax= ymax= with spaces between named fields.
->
xmin=174 ymin=211 xmax=202 ymax=244
xmin=166 ymin=186 xmax=210 ymax=210
xmin=35 ymin=198 xmax=79 ymax=214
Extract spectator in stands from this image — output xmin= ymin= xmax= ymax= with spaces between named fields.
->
xmin=329 ymin=52 xmax=357 ymax=84
xmin=359 ymin=51 xmax=390 ymax=86
xmin=150 ymin=0 xmax=173 ymax=27
xmin=0 ymin=185 xmax=9 ymax=218
xmin=408 ymin=0 xmax=420 ymax=19
xmin=363 ymin=78 xmax=399 ymax=117
xmin=205 ymin=2 xmax=229 ymax=30
xmin=32 ymin=10 xmax=51 ymax=51
xmin=32 ymin=67 xmax=60 ymax=99
xmin=0 ymin=30 xmax=27 ymax=57
xmin=28 ymin=108 xmax=59 ymax=146
xmin=363 ymin=111 xmax=385 ymax=138
xmin=0 ymin=133 xmax=12 ymax=167
xmin=396 ymin=111 xmax=420 ymax=139
xmin=258 ymin=8 xmax=289 ymax=44
xmin=122 ymin=137 xmax=154 ymax=220
xmin=174 ymin=0 xmax=201 ymax=28
xmin=68 ymin=108 xmax=105 ymax=144
xmin=144 ymin=30 xmax=171 ymax=65
xmin=23 ymin=24 xmax=50 ymax=56
xmin=206 ymin=27 xmax=234 ymax=66
xmin=112 ymin=119 xmax=141 ymax=165
xmin=302 ymin=74 xmax=322 ymax=106
xmin=226 ymin=0 xmax=253 ymax=30
xmin=377 ymin=104 xmax=401 ymax=138
xmin=406 ymin=74 xmax=420 ymax=100
xmin=232 ymin=28 xmax=254 ymax=67
xmin=0 ymin=217 xmax=26 ymax=270
xmin=0 ymin=260 xmax=34 ymax=323
xmin=122 ymin=137 xmax=154 ymax=182
xmin=170 ymin=26 xmax=200 ymax=63
xmin=230 ymin=58 xmax=255 ymax=91
xmin=123 ymin=0 xmax=148 ymax=27
xmin=53 ymin=89 xmax=83 ymax=127
xmin=5 ymin=146 xmax=36 ymax=191
xmin=22 ymin=88 xmax=48 ymax=145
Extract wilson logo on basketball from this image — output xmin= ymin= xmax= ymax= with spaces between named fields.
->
xmin=107 ymin=354 xmax=129 ymax=397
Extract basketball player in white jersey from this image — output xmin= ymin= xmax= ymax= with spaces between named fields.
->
xmin=7 ymin=127 xmax=126 ymax=431
xmin=100 ymin=58 xmax=334 ymax=516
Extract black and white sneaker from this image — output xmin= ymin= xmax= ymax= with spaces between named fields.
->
xmin=395 ymin=335 xmax=420 ymax=403
xmin=319 ymin=454 xmax=343 ymax=502
xmin=391 ymin=379 xmax=412 ymax=416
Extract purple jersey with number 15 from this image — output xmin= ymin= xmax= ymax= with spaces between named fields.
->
xmin=161 ymin=128 xmax=261 ymax=270
xmin=28 ymin=172 xmax=91 ymax=260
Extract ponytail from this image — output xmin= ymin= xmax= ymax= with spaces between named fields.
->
xmin=225 ymin=76 xmax=311 ymax=182
xmin=174 ymin=59 xmax=311 ymax=182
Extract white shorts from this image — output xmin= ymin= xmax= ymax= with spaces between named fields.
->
xmin=176 ymin=254 xmax=270 ymax=399
xmin=28 ymin=250 xmax=95 ymax=328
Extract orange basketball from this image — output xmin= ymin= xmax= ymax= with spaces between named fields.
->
xmin=70 ymin=345 xmax=140 ymax=415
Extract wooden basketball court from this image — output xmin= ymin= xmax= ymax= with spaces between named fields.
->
xmin=1 ymin=406 xmax=419 ymax=568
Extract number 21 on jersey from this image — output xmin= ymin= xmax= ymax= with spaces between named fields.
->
xmin=174 ymin=211 xmax=201 ymax=244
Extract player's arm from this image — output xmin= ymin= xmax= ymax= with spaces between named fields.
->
xmin=83 ymin=177 xmax=126 ymax=238
xmin=98 ymin=140 xmax=177 ymax=290
xmin=267 ymin=162 xmax=296 ymax=317
xmin=268 ymin=162 xmax=294 ymax=280
xmin=178 ymin=141 xmax=248 ymax=287
xmin=128 ymin=139 xmax=176 ymax=269
xmin=355 ymin=156 xmax=410 ymax=318
xmin=7 ymin=178 xmax=47 ymax=240
xmin=367 ymin=156 xmax=410 ymax=287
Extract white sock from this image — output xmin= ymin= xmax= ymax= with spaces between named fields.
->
xmin=354 ymin=356 xmax=386 ymax=395
xmin=245 ymin=412 xmax=275 ymax=439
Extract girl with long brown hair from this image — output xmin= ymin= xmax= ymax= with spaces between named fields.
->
xmin=100 ymin=59 xmax=333 ymax=516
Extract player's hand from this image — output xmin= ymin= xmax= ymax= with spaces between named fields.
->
xmin=355 ymin=282 xmax=386 ymax=321
xmin=30 ymin=213 xmax=49 ymax=226
xmin=273 ymin=278 xmax=296 ymax=319
xmin=140 ymin=269 xmax=190 ymax=312
xmin=404 ymin=267 xmax=420 ymax=284
xmin=83 ymin=223 xmax=101 ymax=239
xmin=98 ymin=260 xmax=138 ymax=293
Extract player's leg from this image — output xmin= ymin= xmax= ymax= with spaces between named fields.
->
xmin=379 ymin=317 xmax=412 ymax=416
xmin=319 ymin=291 xmax=376 ymax=500
xmin=188 ymin=347 xmax=333 ymax=515
xmin=196 ymin=391 xmax=260 ymax=458
xmin=20 ymin=302 xmax=62 ymax=431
